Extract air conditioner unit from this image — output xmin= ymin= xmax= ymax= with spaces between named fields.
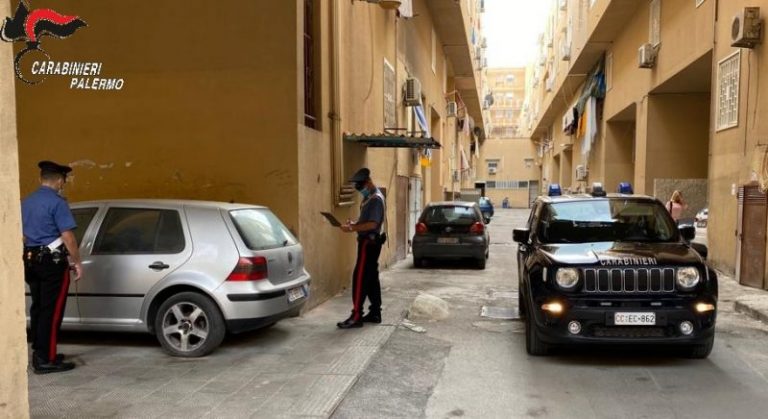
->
xmin=452 ymin=170 xmax=460 ymax=182
xmin=488 ymin=167 xmax=497 ymax=174
xmin=638 ymin=43 xmax=657 ymax=69
xmin=481 ymin=57 xmax=488 ymax=68
xmin=576 ymin=165 xmax=588 ymax=181
xmin=446 ymin=101 xmax=458 ymax=117
xmin=561 ymin=42 xmax=571 ymax=61
xmin=404 ymin=77 xmax=422 ymax=106
xmin=475 ymin=46 xmax=483 ymax=59
xmin=481 ymin=37 xmax=488 ymax=49
xmin=559 ymin=0 xmax=567 ymax=11
xmin=482 ymin=99 xmax=490 ymax=110
xmin=732 ymin=7 xmax=762 ymax=48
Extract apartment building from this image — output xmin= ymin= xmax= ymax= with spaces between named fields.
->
xmin=479 ymin=67 xmax=540 ymax=208
xmin=523 ymin=0 xmax=768 ymax=286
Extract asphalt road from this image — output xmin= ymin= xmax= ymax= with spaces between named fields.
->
xmin=334 ymin=209 xmax=768 ymax=419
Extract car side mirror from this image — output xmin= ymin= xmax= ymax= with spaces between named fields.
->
xmin=513 ymin=228 xmax=530 ymax=243
xmin=690 ymin=242 xmax=708 ymax=260
xmin=679 ymin=225 xmax=696 ymax=242
xmin=483 ymin=216 xmax=491 ymax=224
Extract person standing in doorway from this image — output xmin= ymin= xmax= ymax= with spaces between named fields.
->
xmin=337 ymin=168 xmax=386 ymax=329
xmin=666 ymin=190 xmax=688 ymax=223
xmin=22 ymin=161 xmax=83 ymax=374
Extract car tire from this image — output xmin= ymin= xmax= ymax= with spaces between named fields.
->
xmin=154 ymin=292 xmax=226 ymax=358
xmin=414 ymin=257 xmax=425 ymax=268
xmin=685 ymin=336 xmax=714 ymax=359
xmin=525 ymin=314 xmax=550 ymax=356
xmin=476 ymin=258 xmax=486 ymax=270
xmin=518 ymin=288 xmax=526 ymax=318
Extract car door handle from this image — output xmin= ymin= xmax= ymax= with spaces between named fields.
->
xmin=148 ymin=262 xmax=170 ymax=271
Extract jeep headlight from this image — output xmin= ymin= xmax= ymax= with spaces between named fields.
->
xmin=556 ymin=268 xmax=580 ymax=289
xmin=676 ymin=267 xmax=700 ymax=289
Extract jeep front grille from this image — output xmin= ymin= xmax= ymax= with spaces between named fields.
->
xmin=582 ymin=268 xmax=676 ymax=293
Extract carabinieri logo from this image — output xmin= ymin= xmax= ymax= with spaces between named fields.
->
xmin=1 ymin=1 xmax=86 ymax=84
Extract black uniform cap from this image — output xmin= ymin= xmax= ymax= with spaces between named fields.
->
xmin=349 ymin=167 xmax=371 ymax=183
xmin=38 ymin=160 xmax=72 ymax=176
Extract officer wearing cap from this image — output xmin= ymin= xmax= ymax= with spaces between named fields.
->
xmin=337 ymin=167 xmax=386 ymax=329
xmin=22 ymin=161 xmax=83 ymax=374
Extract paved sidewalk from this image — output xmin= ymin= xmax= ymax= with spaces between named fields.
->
xmin=27 ymin=267 xmax=412 ymax=419
xmin=722 ymin=269 xmax=768 ymax=325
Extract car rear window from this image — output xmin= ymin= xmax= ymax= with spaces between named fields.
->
xmin=230 ymin=209 xmax=297 ymax=250
xmin=422 ymin=206 xmax=478 ymax=225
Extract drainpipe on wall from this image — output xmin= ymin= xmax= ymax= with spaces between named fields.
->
xmin=330 ymin=0 xmax=355 ymax=207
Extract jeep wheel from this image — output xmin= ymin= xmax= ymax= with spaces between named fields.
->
xmin=525 ymin=316 xmax=550 ymax=356
xmin=518 ymin=288 xmax=526 ymax=318
xmin=155 ymin=292 xmax=226 ymax=358
xmin=685 ymin=336 xmax=714 ymax=359
xmin=414 ymin=257 xmax=425 ymax=268
xmin=476 ymin=258 xmax=486 ymax=270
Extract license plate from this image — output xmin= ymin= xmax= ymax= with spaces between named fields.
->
xmin=437 ymin=237 xmax=459 ymax=244
xmin=614 ymin=312 xmax=656 ymax=325
xmin=287 ymin=286 xmax=305 ymax=303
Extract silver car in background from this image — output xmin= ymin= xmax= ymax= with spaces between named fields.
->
xmin=26 ymin=200 xmax=311 ymax=357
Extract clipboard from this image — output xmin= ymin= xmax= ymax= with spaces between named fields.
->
xmin=320 ymin=212 xmax=342 ymax=227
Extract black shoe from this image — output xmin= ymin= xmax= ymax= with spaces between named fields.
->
xmin=32 ymin=353 xmax=65 ymax=368
xmin=361 ymin=312 xmax=382 ymax=324
xmin=337 ymin=316 xmax=363 ymax=329
xmin=33 ymin=360 xmax=75 ymax=375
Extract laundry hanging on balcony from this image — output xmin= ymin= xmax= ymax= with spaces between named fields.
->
xmin=573 ymin=57 xmax=606 ymax=156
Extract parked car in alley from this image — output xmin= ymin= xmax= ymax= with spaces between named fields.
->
xmin=696 ymin=207 xmax=708 ymax=228
xmin=478 ymin=196 xmax=494 ymax=221
xmin=26 ymin=200 xmax=311 ymax=357
xmin=412 ymin=201 xmax=490 ymax=269
xmin=513 ymin=186 xmax=717 ymax=358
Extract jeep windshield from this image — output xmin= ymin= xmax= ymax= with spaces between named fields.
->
xmin=537 ymin=199 xmax=679 ymax=243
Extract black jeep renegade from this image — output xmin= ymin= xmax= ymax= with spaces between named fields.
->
xmin=514 ymin=191 xmax=717 ymax=358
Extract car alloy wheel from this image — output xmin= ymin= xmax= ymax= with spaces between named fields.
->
xmin=154 ymin=292 xmax=226 ymax=357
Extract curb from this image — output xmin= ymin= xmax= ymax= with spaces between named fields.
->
xmin=734 ymin=299 xmax=768 ymax=325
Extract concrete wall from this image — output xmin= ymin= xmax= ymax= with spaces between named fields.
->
xmin=0 ymin=0 xmax=30 ymax=414
xmin=15 ymin=0 xmax=301 ymax=224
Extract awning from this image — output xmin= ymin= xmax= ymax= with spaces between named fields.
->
xmin=344 ymin=133 xmax=441 ymax=149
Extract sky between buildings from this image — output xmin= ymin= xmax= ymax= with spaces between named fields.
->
xmin=483 ymin=0 xmax=552 ymax=68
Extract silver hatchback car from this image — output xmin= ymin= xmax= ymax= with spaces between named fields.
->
xmin=26 ymin=200 xmax=311 ymax=357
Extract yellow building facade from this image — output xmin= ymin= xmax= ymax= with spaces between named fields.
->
xmin=479 ymin=67 xmax=539 ymax=208
xmin=524 ymin=0 xmax=768 ymax=283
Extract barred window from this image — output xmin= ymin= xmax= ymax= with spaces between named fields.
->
xmin=487 ymin=180 xmax=530 ymax=190
xmin=717 ymin=50 xmax=740 ymax=131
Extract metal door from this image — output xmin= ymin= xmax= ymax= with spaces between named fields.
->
xmin=76 ymin=206 xmax=193 ymax=326
xmin=396 ymin=176 xmax=408 ymax=261
xmin=528 ymin=180 xmax=540 ymax=208
xmin=408 ymin=177 xmax=423 ymax=253
xmin=739 ymin=185 xmax=767 ymax=289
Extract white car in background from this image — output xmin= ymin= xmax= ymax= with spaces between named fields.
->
xmin=696 ymin=207 xmax=708 ymax=228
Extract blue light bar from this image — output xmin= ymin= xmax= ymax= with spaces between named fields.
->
xmin=618 ymin=182 xmax=633 ymax=194
xmin=548 ymin=184 xmax=562 ymax=197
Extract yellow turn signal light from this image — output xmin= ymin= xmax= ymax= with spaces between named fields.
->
xmin=695 ymin=303 xmax=716 ymax=313
xmin=542 ymin=302 xmax=564 ymax=314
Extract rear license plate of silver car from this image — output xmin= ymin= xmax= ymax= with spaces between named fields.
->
xmin=614 ymin=312 xmax=656 ymax=325
xmin=287 ymin=286 xmax=305 ymax=303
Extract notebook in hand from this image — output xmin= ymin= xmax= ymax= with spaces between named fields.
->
xmin=320 ymin=212 xmax=342 ymax=227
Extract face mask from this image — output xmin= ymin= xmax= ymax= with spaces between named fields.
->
xmin=360 ymin=188 xmax=371 ymax=199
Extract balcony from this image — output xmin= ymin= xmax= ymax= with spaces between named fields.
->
xmin=427 ymin=0 xmax=484 ymax=129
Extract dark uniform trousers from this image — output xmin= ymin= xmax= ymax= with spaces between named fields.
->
xmin=24 ymin=250 xmax=70 ymax=363
xmin=351 ymin=236 xmax=383 ymax=321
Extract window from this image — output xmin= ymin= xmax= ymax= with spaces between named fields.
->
xmin=717 ymin=50 xmax=741 ymax=131
xmin=650 ymin=0 xmax=661 ymax=47
xmin=696 ymin=0 xmax=705 ymax=7
xmin=93 ymin=208 xmax=185 ymax=254
xmin=303 ymin=0 xmax=319 ymax=129
xmin=72 ymin=207 xmax=98 ymax=245
xmin=384 ymin=59 xmax=396 ymax=129
xmin=525 ymin=158 xmax=534 ymax=168
xmin=230 ymin=209 xmax=297 ymax=251
xmin=487 ymin=159 xmax=499 ymax=172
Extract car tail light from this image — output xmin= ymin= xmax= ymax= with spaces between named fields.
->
xmin=227 ymin=257 xmax=268 ymax=281
xmin=470 ymin=222 xmax=484 ymax=235
xmin=416 ymin=222 xmax=428 ymax=235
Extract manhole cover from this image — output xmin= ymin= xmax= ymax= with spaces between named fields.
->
xmin=480 ymin=306 xmax=520 ymax=320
